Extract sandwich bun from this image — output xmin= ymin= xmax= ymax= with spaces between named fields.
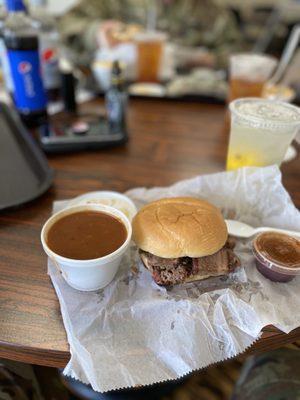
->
xmin=132 ymin=197 xmax=227 ymax=258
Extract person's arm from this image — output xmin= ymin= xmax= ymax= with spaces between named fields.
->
xmin=175 ymin=46 xmax=216 ymax=69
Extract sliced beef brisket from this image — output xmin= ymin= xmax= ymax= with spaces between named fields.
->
xmin=140 ymin=241 xmax=240 ymax=286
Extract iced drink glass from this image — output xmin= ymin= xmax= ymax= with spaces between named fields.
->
xmin=229 ymin=54 xmax=277 ymax=101
xmin=227 ymin=98 xmax=300 ymax=170
xmin=135 ymin=31 xmax=166 ymax=82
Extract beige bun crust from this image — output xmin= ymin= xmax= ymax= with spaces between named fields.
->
xmin=132 ymin=197 xmax=227 ymax=258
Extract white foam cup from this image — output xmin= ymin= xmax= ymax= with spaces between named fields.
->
xmin=41 ymin=204 xmax=132 ymax=291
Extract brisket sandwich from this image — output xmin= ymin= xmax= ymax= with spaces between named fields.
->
xmin=132 ymin=197 xmax=240 ymax=286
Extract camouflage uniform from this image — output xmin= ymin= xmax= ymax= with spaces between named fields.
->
xmin=59 ymin=0 xmax=241 ymax=67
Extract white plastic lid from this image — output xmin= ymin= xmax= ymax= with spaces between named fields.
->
xmin=30 ymin=0 xmax=47 ymax=7
xmin=135 ymin=31 xmax=167 ymax=42
xmin=230 ymin=53 xmax=277 ymax=81
xmin=229 ymin=98 xmax=300 ymax=130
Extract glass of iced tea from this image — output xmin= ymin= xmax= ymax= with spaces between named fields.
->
xmin=229 ymin=54 xmax=277 ymax=101
xmin=226 ymin=98 xmax=300 ymax=170
xmin=135 ymin=31 xmax=166 ymax=82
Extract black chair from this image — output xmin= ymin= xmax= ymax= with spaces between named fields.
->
xmin=59 ymin=371 xmax=187 ymax=400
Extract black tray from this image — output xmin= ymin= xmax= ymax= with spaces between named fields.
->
xmin=0 ymin=102 xmax=53 ymax=211
xmin=128 ymin=92 xmax=225 ymax=104
xmin=96 ymin=90 xmax=225 ymax=104
xmin=41 ymin=114 xmax=128 ymax=154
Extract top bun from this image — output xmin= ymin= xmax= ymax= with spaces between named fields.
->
xmin=132 ymin=197 xmax=227 ymax=258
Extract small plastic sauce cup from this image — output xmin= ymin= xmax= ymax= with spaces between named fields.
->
xmin=41 ymin=204 xmax=132 ymax=291
xmin=252 ymin=231 xmax=300 ymax=282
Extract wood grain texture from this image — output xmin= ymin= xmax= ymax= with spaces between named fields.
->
xmin=0 ymin=99 xmax=299 ymax=368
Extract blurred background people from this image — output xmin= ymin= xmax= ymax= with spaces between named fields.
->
xmin=59 ymin=0 xmax=243 ymax=70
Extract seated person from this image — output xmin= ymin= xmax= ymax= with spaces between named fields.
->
xmin=59 ymin=0 xmax=243 ymax=69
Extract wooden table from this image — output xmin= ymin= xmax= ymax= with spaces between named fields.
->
xmin=0 ymin=99 xmax=299 ymax=368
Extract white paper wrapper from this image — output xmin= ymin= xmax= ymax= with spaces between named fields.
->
xmin=48 ymin=166 xmax=300 ymax=393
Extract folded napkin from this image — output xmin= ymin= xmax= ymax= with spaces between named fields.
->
xmin=48 ymin=165 xmax=300 ymax=392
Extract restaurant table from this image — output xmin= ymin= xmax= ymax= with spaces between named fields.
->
xmin=0 ymin=99 xmax=300 ymax=368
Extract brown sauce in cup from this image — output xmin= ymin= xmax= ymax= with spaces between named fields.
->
xmin=47 ymin=211 xmax=127 ymax=260
xmin=256 ymin=232 xmax=300 ymax=267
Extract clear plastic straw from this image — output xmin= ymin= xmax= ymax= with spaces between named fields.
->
xmin=269 ymin=24 xmax=300 ymax=84
xmin=146 ymin=2 xmax=157 ymax=31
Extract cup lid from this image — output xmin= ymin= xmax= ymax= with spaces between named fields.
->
xmin=135 ymin=31 xmax=167 ymax=41
xmin=229 ymin=98 xmax=300 ymax=129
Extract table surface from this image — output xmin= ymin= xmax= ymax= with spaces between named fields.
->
xmin=0 ymin=99 xmax=300 ymax=368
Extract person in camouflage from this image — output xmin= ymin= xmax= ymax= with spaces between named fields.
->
xmin=59 ymin=0 xmax=242 ymax=68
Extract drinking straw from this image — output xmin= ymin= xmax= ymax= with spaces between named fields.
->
xmin=146 ymin=1 xmax=157 ymax=31
xmin=269 ymin=24 xmax=300 ymax=84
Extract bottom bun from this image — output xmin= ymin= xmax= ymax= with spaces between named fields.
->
xmin=184 ymin=272 xmax=223 ymax=283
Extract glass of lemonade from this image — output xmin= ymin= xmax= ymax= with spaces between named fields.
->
xmin=227 ymin=98 xmax=300 ymax=170
xmin=229 ymin=54 xmax=277 ymax=101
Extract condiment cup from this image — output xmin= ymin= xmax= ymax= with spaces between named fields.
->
xmin=41 ymin=204 xmax=132 ymax=291
xmin=67 ymin=191 xmax=137 ymax=222
xmin=252 ymin=232 xmax=300 ymax=282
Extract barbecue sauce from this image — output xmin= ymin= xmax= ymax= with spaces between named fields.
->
xmin=256 ymin=232 xmax=300 ymax=267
